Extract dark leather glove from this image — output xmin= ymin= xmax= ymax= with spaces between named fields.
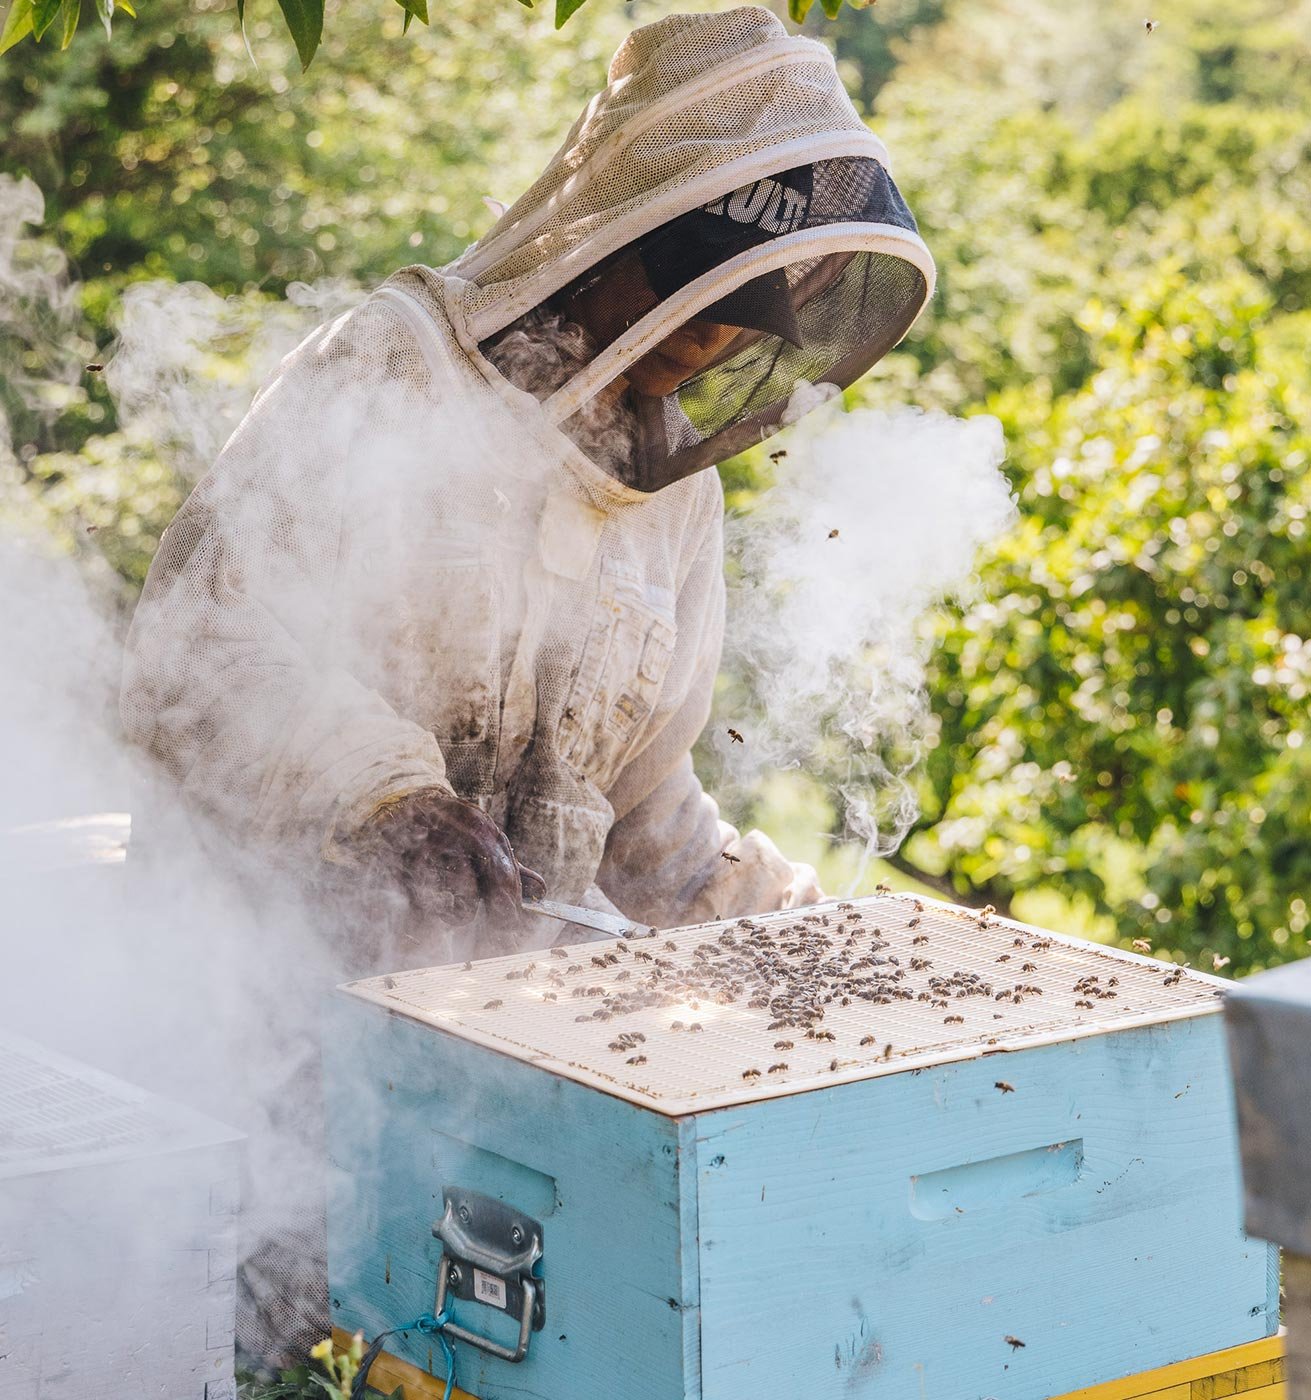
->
xmin=353 ymin=789 xmax=546 ymax=929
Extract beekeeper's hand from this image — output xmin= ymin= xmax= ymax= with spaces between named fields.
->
xmin=353 ymin=790 xmax=546 ymax=927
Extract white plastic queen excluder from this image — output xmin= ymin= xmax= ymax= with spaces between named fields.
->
xmin=324 ymin=894 xmax=1277 ymax=1400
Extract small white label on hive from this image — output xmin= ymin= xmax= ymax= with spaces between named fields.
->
xmin=474 ymin=1268 xmax=507 ymax=1309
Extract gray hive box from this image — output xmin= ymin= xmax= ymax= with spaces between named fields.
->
xmin=1225 ymin=956 xmax=1311 ymax=1400
xmin=0 ymin=1032 xmax=243 ymax=1400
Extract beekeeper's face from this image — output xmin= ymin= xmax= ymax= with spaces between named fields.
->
xmin=560 ymin=249 xmax=742 ymax=398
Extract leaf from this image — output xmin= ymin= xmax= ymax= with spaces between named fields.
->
xmin=819 ymin=0 xmax=844 ymax=16
xmin=114 ymin=0 xmax=133 ymax=16
xmin=0 ymin=0 xmax=35 ymax=52
xmin=553 ymin=0 xmax=586 ymax=29
xmin=274 ymin=0 xmax=322 ymax=68
xmin=31 ymin=0 xmax=62 ymax=41
xmin=787 ymin=0 xmax=815 ymax=21
xmin=59 ymin=0 xmax=79 ymax=47
xmin=93 ymin=0 xmax=112 ymax=39
xmin=394 ymin=0 xmax=426 ymax=32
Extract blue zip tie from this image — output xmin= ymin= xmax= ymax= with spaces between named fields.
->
xmin=350 ymin=1309 xmax=457 ymax=1400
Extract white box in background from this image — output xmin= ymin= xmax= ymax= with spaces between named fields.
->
xmin=0 ymin=1032 xmax=243 ymax=1400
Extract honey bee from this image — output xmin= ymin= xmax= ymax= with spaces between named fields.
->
xmin=996 ymin=954 xmax=1011 ymax=963
xmin=742 ymin=1068 xmax=762 ymax=1080
xmin=721 ymin=851 xmax=742 ymax=864
xmin=768 ymin=1063 xmax=789 ymax=1073
xmin=1021 ymin=963 xmax=1037 ymax=973
xmin=542 ymin=992 xmax=557 ymax=1002
xmin=944 ymin=1015 xmax=964 ymax=1025
xmin=551 ymin=947 xmax=568 ymax=959
xmin=907 ymin=917 xmax=920 ymax=929
xmin=727 ymin=728 xmax=744 ymax=744
xmin=688 ymin=1023 xmax=704 ymax=1033
xmin=1143 ymin=18 xmax=1157 ymax=32
xmin=483 ymin=999 xmax=503 ymax=1010
xmin=827 ymin=528 xmax=840 ymax=540
xmin=1005 ymin=1336 xmax=1026 ymax=1350
xmin=670 ymin=1021 xmax=685 ymax=1031
xmin=912 ymin=934 xmax=930 ymax=945
xmin=1133 ymin=939 xmax=1152 ymax=953
xmin=994 ymin=1080 xmax=1016 ymax=1094
xmin=1075 ymin=999 xmax=1093 ymax=1009
xmin=1212 ymin=954 xmax=1231 ymax=971
xmin=910 ymin=957 xmax=931 ymax=971
xmin=829 ymin=1058 xmax=840 ymax=1071
xmin=383 ymin=975 xmax=396 ymax=989
xmin=664 ymin=941 xmax=678 ymax=952
xmin=860 ymin=1035 xmax=876 ymax=1046
xmin=769 ymin=449 xmax=788 ymax=462
xmin=774 ymin=1040 xmax=794 ymax=1050
xmin=627 ymin=1055 xmax=647 ymax=1065
xmin=462 ymin=961 xmax=474 ymax=971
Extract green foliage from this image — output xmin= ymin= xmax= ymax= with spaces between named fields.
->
xmin=0 ymin=0 xmax=865 ymax=66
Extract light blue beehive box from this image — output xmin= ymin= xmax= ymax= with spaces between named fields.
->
xmin=324 ymin=894 xmax=1277 ymax=1400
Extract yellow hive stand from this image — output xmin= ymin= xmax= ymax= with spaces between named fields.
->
xmin=334 ymin=1329 xmax=1285 ymax=1400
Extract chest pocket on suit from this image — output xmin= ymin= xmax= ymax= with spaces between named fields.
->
xmin=558 ymin=566 xmax=676 ymax=793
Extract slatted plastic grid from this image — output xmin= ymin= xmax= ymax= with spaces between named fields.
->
xmin=345 ymin=894 xmax=1224 ymax=1116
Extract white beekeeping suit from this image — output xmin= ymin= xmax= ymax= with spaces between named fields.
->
xmin=121 ymin=5 xmax=935 ymax=964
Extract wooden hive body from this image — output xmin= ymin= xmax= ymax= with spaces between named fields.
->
xmin=0 ymin=1033 xmax=243 ymax=1400
xmin=324 ymin=895 xmax=1277 ymax=1400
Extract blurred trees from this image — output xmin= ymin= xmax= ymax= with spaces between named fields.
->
xmin=3 ymin=0 xmax=1309 ymax=970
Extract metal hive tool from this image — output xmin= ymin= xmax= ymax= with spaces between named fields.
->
xmin=346 ymin=894 xmax=1225 ymax=1116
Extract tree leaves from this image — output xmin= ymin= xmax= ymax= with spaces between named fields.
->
xmin=31 ymin=0 xmax=64 ymax=41
xmin=274 ymin=0 xmax=324 ymax=68
xmin=2 ymin=0 xmax=116 ymax=49
xmin=0 ymin=0 xmax=35 ymax=54
xmin=553 ymin=0 xmax=587 ymax=30
xmin=394 ymin=0 xmax=426 ymax=36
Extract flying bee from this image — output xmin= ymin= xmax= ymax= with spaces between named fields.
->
xmin=1133 ymin=938 xmax=1152 ymax=952
xmin=721 ymin=851 xmax=742 ymax=864
xmin=995 ymin=1080 xmax=1016 ymax=1093
xmin=1212 ymin=954 xmax=1231 ymax=971
xmin=1005 ymin=1336 xmax=1026 ymax=1350
xmin=727 ymin=728 xmax=744 ymax=744
xmin=1144 ymin=17 xmax=1157 ymax=31
xmin=769 ymin=449 xmax=787 ymax=462
xmin=827 ymin=528 xmax=840 ymax=540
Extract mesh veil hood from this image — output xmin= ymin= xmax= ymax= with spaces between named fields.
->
xmin=442 ymin=6 xmax=936 ymax=493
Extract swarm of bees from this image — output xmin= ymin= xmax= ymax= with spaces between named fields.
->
xmin=444 ymin=893 xmax=1214 ymax=1098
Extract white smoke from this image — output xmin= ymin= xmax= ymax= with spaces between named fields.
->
xmin=715 ymin=395 xmax=1016 ymax=866
xmin=106 ymin=277 xmax=363 ymax=478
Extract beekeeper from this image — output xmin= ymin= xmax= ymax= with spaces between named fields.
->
xmin=121 ymin=5 xmax=934 ymax=966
